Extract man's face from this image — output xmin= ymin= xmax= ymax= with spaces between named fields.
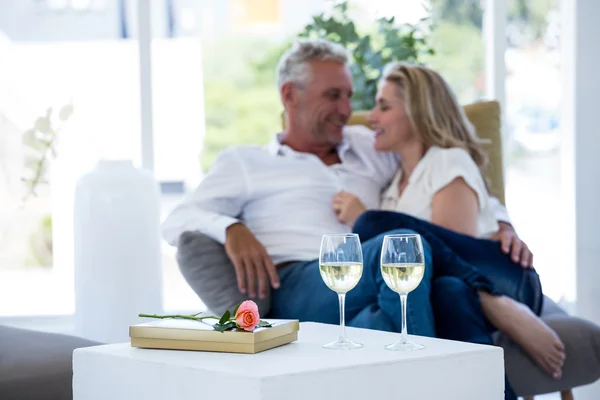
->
xmin=288 ymin=61 xmax=353 ymax=146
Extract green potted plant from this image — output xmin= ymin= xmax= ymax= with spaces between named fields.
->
xmin=298 ymin=1 xmax=434 ymax=111
xmin=22 ymin=103 xmax=74 ymax=202
xmin=21 ymin=103 xmax=73 ymax=267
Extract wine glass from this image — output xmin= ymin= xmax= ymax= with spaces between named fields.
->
xmin=380 ymin=233 xmax=426 ymax=351
xmin=319 ymin=233 xmax=364 ymax=350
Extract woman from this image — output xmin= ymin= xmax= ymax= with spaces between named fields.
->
xmin=332 ymin=63 xmax=565 ymax=386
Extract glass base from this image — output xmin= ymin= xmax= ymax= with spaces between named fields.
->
xmin=384 ymin=339 xmax=425 ymax=351
xmin=322 ymin=337 xmax=363 ymax=350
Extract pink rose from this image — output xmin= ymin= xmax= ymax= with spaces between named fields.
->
xmin=235 ymin=300 xmax=260 ymax=331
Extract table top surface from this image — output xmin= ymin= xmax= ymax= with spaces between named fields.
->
xmin=76 ymin=322 xmax=502 ymax=378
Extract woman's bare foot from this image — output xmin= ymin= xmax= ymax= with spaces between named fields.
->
xmin=479 ymin=293 xmax=565 ymax=379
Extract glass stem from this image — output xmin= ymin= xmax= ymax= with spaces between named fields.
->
xmin=400 ymin=293 xmax=408 ymax=343
xmin=338 ymin=293 xmax=346 ymax=340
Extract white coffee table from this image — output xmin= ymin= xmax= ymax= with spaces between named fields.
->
xmin=73 ymin=322 xmax=505 ymax=400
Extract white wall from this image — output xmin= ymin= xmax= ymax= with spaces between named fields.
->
xmin=561 ymin=0 xmax=600 ymax=397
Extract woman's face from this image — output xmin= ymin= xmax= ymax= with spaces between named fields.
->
xmin=368 ymin=81 xmax=415 ymax=152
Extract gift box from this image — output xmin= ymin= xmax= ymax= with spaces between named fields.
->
xmin=130 ymin=319 xmax=299 ymax=354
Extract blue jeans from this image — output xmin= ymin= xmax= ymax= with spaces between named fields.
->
xmin=355 ymin=210 xmax=539 ymax=400
xmin=270 ymin=229 xmax=436 ymax=337
xmin=353 ymin=210 xmax=543 ymax=313
xmin=433 ymin=277 xmax=517 ymax=400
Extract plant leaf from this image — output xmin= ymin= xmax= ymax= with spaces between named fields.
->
xmin=258 ymin=320 xmax=272 ymax=328
xmin=35 ymin=117 xmax=52 ymax=135
xmin=213 ymin=321 xmax=237 ymax=333
xmin=218 ymin=310 xmax=231 ymax=325
xmin=59 ymin=104 xmax=74 ymax=121
xmin=232 ymin=302 xmax=241 ymax=316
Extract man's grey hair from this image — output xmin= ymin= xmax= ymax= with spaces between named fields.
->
xmin=276 ymin=39 xmax=350 ymax=90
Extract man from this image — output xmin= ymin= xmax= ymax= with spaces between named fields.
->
xmin=161 ymin=39 xmax=532 ymax=337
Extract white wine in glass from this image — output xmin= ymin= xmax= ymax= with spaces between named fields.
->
xmin=380 ymin=234 xmax=426 ymax=351
xmin=319 ymin=233 xmax=364 ymax=350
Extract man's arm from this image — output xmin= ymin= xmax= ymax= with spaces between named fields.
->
xmin=161 ymin=148 xmax=279 ymax=299
xmin=489 ymin=196 xmax=534 ymax=268
xmin=161 ymin=148 xmax=247 ymax=246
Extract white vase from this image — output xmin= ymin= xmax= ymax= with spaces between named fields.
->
xmin=74 ymin=160 xmax=163 ymax=343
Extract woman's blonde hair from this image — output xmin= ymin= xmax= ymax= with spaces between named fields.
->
xmin=381 ymin=62 xmax=489 ymax=175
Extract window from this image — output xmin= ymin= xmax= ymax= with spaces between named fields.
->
xmin=2 ymin=0 xmax=566 ymax=318
xmin=425 ymin=0 xmax=485 ymax=104
xmin=40 ymin=0 xmax=107 ymax=12
xmin=154 ymin=0 xmax=328 ymax=311
xmin=0 ymin=0 xmax=139 ymax=316
xmin=503 ymin=0 xmax=567 ymax=303
xmin=232 ymin=0 xmax=280 ymax=27
xmin=349 ymin=0 xmax=485 ymax=104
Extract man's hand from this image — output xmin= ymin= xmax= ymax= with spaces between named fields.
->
xmin=490 ymin=222 xmax=534 ymax=268
xmin=333 ymin=191 xmax=367 ymax=227
xmin=224 ymin=223 xmax=280 ymax=299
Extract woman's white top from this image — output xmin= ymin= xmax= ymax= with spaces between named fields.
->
xmin=379 ymin=146 xmax=499 ymax=238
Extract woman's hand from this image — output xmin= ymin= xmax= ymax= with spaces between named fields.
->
xmin=333 ymin=191 xmax=367 ymax=228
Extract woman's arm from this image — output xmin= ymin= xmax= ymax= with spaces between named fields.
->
xmin=431 ymin=177 xmax=479 ymax=237
xmin=333 ymin=191 xmax=367 ymax=228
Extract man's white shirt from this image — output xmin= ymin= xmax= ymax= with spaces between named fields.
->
xmin=161 ymin=126 xmax=510 ymax=265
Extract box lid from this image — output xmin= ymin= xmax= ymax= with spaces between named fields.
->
xmin=130 ymin=319 xmax=299 ymax=344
